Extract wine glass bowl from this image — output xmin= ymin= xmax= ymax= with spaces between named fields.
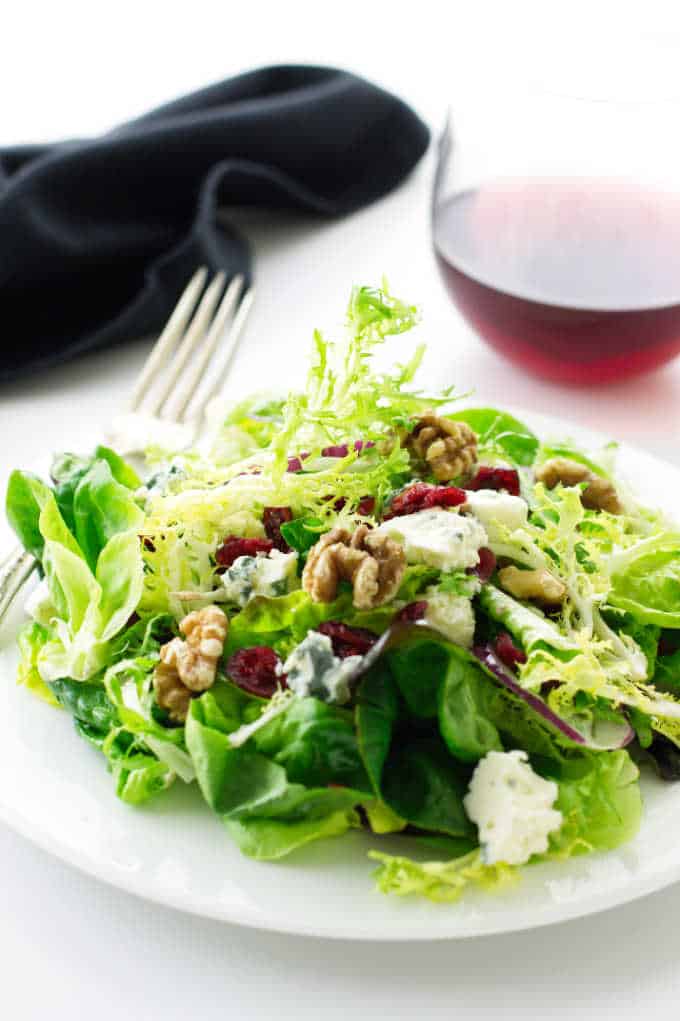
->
xmin=432 ymin=86 xmax=680 ymax=384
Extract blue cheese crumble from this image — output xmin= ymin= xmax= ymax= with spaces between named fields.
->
xmin=464 ymin=750 xmax=563 ymax=866
xmin=221 ymin=550 xmax=298 ymax=607
xmin=376 ymin=508 xmax=487 ymax=572
xmin=423 ymin=587 xmax=476 ymax=647
xmin=279 ymin=631 xmax=360 ymax=705
xmin=463 ymin=489 xmax=529 ymax=543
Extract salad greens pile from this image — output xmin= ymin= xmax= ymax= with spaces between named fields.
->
xmin=6 ymin=283 xmax=680 ymax=904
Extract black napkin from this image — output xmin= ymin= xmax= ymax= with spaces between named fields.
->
xmin=0 ymin=65 xmax=429 ymax=382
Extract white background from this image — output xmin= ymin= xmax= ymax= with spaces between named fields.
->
xmin=4 ymin=2 xmax=680 ymax=1017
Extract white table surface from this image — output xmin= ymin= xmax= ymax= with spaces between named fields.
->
xmin=4 ymin=4 xmax=680 ymax=1018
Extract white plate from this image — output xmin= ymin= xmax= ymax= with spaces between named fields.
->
xmin=2 ymin=408 xmax=680 ymax=941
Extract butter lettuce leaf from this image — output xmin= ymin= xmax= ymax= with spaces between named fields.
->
xmin=185 ymin=694 xmax=365 ymax=859
xmin=36 ymin=495 xmax=144 ymax=682
xmin=5 ymin=470 xmax=51 ymax=562
xmin=47 ymin=673 xmax=178 ymax=805
xmin=448 ymin=408 xmax=538 ymax=467
xmin=544 ymin=750 xmax=642 ymax=856
xmin=608 ymin=534 xmax=680 ymax=628
xmin=252 ymin=696 xmax=370 ymax=791
xmin=356 ymin=661 xmax=474 ymax=838
xmin=71 ymin=459 xmax=144 ymax=572
xmin=16 ymin=622 xmax=59 ymax=707
xmin=225 ymin=811 xmax=356 ymax=860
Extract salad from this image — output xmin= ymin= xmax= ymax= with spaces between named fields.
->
xmin=6 ymin=283 xmax=680 ymax=905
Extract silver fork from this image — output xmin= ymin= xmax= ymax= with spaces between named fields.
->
xmin=0 ymin=267 xmax=253 ymax=625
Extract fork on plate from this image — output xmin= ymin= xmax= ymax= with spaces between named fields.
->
xmin=0 ymin=267 xmax=254 ymax=624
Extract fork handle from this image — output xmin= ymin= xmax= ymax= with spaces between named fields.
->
xmin=0 ymin=547 xmax=36 ymax=625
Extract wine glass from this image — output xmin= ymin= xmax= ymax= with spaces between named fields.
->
xmin=432 ymin=59 xmax=680 ymax=384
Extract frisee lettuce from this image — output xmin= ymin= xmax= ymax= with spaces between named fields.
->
xmin=269 ymin=283 xmax=450 ymax=475
xmin=369 ymin=848 xmax=517 ymax=903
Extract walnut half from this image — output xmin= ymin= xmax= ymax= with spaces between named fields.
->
xmin=406 ymin=413 xmax=477 ymax=482
xmin=302 ymin=524 xmax=405 ymax=610
xmin=534 ymin=457 xmax=622 ymax=514
xmin=498 ymin=565 xmax=566 ymax=606
xmin=153 ymin=605 xmax=228 ymax=723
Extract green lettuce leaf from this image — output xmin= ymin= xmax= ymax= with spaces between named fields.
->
xmin=388 ymin=637 xmax=571 ymax=765
xmin=252 ymin=697 xmax=370 ymax=791
xmin=388 ymin=640 xmax=448 ymax=718
xmin=448 ymin=408 xmax=538 ymax=467
xmin=608 ymin=535 xmax=680 ymax=628
xmin=653 ymin=648 xmax=680 ymax=694
xmin=104 ymin=735 xmax=174 ymax=804
xmin=599 ymin=607 xmax=659 ymax=679
xmin=49 ymin=677 xmax=118 ymax=733
xmin=225 ymin=811 xmax=356 ymax=860
xmin=107 ymin=613 xmax=176 ymax=662
xmin=71 ymin=459 xmax=144 ymax=572
xmin=16 ymin=622 xmax=59 ymax=707
xmin=5 ymin=470 xmax=52 ymax=562
xmin=356 ymin=661 xmax=474 ymax=838
xmin=437 ymin=645 xmax=504 ymax=761
xmin=544 ymin=750 xmax=642 ymax=856
xmin=47 ymin=672 xmax=177 ymax=805
xmin=478 ymin=584 xmax=576 ymax=652
xmin=279 ymin=516 xmax=324 ymax=555
xmin=225 ymin=591 xmax=310 ymax=657
xmin=51 ymin=446 xmax=141 ymax=543
xmin=185 ymin=694 xmax=365 ymax=859
xmin=369 ymin=848 xmax=517 ymax=903
xmin=396 ymin=564 xmax=440 ymax=601
xmin=36 ymin=496 xmax=144 ymax=682
xmin=103 ymin=657 xmax=195 ymax=780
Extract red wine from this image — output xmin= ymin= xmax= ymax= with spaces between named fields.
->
xmin=433 ymin=178 xmax=680 ymax=383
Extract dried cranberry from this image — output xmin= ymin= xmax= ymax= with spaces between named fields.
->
xmin=658 ymin=631 xmax=680 ymax=657
xmin=215 ymin=536 xmax=273 ymax=569
xmin=286 ymin=452 xmax=310 ymax=473
xmin=141 ymin=536 xmax=156 ymax=552
xmin=494 ymin=631 xmax=527 ymax=668
xmin=469 ymin=547 xmax=496 ymax=583
xmin=317 ymin=621 xmax=378 ymax=659
xmin=333 ymin=495 xmax=375 ymax=516
xmin=465 ymin=466 xmax=521 ymax=497
xmin=396 ymin=601 xmax=428 ymax=623
xmin=385 ymin=482 xmax=467 ymax=518
xmin=226 ymin=647 xmax=286 ymax=698
xmin=321 ymin=440 xmax=375 ymax=457
xmin=263 ymin=506 xmax=293 ymax=552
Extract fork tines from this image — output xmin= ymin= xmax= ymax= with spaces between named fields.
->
xmin=130 ymin=268 xmax=253 ymax=424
